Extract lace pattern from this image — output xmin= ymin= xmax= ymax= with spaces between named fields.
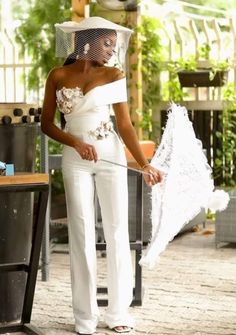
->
xmin=89 ymin=121 xmax=114 ymax=140
xmin=139 ymin=103 xmax=228 ymax=269
xmin=56 ymin=87 xmax=84 ymax=114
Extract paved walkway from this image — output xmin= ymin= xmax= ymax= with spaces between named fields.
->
xmin=32 ymin=222 xmax=236 ymax=335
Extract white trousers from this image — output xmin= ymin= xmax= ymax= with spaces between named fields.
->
xmin=62 ymin=128 xmax=134 ymax=334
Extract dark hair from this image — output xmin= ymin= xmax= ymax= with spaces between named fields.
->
xmin=60 ymin=28 xmax=117 ymax=129
xmin=63 ymin=28 xmax=116 ymax=65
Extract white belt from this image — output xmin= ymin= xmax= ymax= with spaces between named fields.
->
xmin=66 ymin=118 xmax=114 ymax=140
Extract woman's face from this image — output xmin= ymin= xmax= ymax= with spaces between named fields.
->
xmin=90 ymin=32 xmax=117 ymax=65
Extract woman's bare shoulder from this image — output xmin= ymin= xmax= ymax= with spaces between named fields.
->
xmin=101 ymin=66 xmax=125 ymax=82
xmin=46 ymin=66 xmax=68 ymax=84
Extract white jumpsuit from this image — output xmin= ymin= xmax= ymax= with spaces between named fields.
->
xmin=56 ymin=78 xmax=134 ymax=334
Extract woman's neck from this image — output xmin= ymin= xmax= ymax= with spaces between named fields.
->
xmin=73 ymin=59 xmax=101 ymax=73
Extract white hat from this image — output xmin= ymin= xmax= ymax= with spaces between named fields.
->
xmin=55 ymin=16 xmax=133 ymax=69
xmin=55 ymin=16 xmax=133 ymax=35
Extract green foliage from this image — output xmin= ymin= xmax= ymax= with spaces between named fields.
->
xmin=136 ymin=16 xmax=164 ymax=139
xmin=208 ymin=59 xmax=230 ymax=80
xmin=13 ymin=0 xmax=71 ymax=91
xmin=198 ymin=43 xmax=211 ymax=59
xmin=13 ymin=0 xmax=69 ymax=194
xmin=161 ymin=58 xmax=196 ymax=102
xmin=162 ymin=51 xmax=230 ymax=100
xmin=214 ymin=83 xmax=236 ymax=186
xmin=51 ymin=170 xmax=65 ymax=195
xmin=177 ymin=55 xmax=198 ymax=71
xmin=162 ymin=70 xmax=186 ymax=102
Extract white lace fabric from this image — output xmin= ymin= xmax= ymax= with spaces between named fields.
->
xmin=56 ymin=87 xmax=84 ymax=114
xmin=139 ymin=103 xmax=229 ymax=269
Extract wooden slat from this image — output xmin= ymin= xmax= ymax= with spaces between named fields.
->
xmin=193 ymin=110 xmax=211 ymax=163
xmin=0 ymin=173 xmax=49 ymax=186
xmin=213 ymin=110 xmax=223 ymax=185
xmin=155 ymin=101 xmax=224 ymax=116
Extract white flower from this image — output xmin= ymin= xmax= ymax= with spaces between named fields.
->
xmin=89 ymin=121 xmax=114 ymax=140
xmin=56 ymin=87 xmax=83 ymax=114
xmin=62 ymin=89 xmax=74 ymax=99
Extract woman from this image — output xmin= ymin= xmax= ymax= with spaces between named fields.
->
xmin=41 ymin=17 xmax=161 ymax=335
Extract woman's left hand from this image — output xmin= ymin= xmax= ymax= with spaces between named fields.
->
xmin=142 ymin=164 xmax=162 ymax=186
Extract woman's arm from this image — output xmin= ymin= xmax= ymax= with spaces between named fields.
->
xmin=41 ymin=70 xmax=97 ymax=161
xmin=113 ymin=101 xmax=161 ymax=185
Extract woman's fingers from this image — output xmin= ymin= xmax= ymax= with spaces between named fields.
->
xmin=143 ymin=166 xmax=162 ymax=186
xmin=81 ymin=145 xmax=97 ymax=162
xmin=148 ymin=171 xmax=157 ymax=184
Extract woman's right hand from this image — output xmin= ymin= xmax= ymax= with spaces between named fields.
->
xmin=142 ymin=164 xmax=162 ymax=186
xmin=74 ymin=140 xmax=98 ymax=162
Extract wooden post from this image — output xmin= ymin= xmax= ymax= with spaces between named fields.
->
xmin=71 ymin=0 xmax=90 ymax=22
xmin=127 ymin=9 xmax=143 ymax=139
xmin=229 ymin=17 xmax=236 ymax=88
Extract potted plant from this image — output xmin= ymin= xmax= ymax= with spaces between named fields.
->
xmin=177 ymin=57 xmax=229 ymax=88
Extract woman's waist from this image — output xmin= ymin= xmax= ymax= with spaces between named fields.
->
xmin=63 ymin=134 xmax=126 ymax=165
xmin=65 ymin=112 xmax=111 ymax=127
xmin=65 ymin=117 xmax=114 ymax=140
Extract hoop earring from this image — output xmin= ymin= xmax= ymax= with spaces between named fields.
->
xmin=83 ymin=43 xmax=90 ymax=55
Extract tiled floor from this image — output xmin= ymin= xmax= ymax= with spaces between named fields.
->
xmin=31 ymin=222 xmax=236 ymax=335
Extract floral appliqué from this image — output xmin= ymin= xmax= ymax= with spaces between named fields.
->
xmin=56 ymin=87 xmax=84 ymax=114
xmin=89 ymin=121 xmax=114 ymax=140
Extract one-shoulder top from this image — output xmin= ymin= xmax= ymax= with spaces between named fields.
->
xmin=56 ymin=77 xmax=128 ymax=124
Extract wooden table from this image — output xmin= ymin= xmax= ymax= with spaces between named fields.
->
xmin=0 ymin=173 xmax=49 ymax=335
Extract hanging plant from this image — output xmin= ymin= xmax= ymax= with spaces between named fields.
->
xmin=176 ymin=56 xmax=230 ymax=88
